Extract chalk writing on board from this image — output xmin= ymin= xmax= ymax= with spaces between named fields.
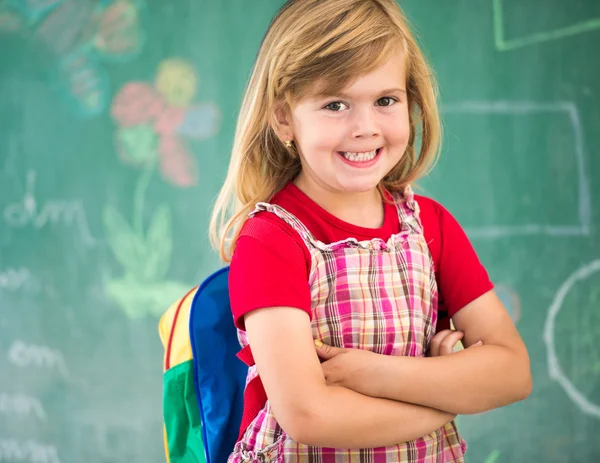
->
xmin=493 ymin=0 xmax=600 ymax=51
xmin=0 ymin=393 xmax=46 ymax=421
xmin=3 ymin=170 xmax=96 ymax=246
xmin=8 ymin=341 xmax=69 ymax=379
xmin=444 ymin=101 xmax=590 ymax=239
xmin=0 ymin=439 xmax=61 ymax=463
xmin=543 ymin=259 xmax=600 ymax=419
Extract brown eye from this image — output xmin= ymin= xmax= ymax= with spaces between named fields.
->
xmin=324 ymin=102 xmax=347 ymax=112
xmin=377 ymin=97 xmax=396 ymax=107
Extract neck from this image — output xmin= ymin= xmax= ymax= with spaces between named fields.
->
xmin=294 ymin=176 xmax=384 ymax=229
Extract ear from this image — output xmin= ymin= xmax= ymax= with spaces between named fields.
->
xmin=270 ymin=102 xmax=294 ymax=142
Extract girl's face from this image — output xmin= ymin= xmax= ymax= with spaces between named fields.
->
xmin=279 ymin=51 xmax=410 ymax=198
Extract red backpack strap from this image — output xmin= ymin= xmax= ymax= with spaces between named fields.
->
xmin=236 ymin=345 xmax=268 ymax=440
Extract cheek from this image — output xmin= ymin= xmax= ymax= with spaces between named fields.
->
xmin=387 ymin=114 xmax=411 ymax=146
xmin=299 ymin=119 xmax=342 ymax=152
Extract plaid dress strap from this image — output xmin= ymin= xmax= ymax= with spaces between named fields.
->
xmin=232 ymin=186 xmax=467 ymax=462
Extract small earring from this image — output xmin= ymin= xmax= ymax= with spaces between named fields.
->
xmin=284 ymin=140 xmax=293 ymax=149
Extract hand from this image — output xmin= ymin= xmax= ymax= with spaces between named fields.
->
xmin=427 ymin=329 xmax=483 ymax=357
xmin=427 ymin=330 xmax=483 ymax=422
xmin=314 ymin=340 xmax=383 ymax=397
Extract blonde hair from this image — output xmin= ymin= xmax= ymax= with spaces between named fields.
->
xmin=210 ymin=0 xmax=441 ymax=261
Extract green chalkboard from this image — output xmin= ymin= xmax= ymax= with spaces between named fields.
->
xmin=0 ymin=1 xmax=598 ymax=462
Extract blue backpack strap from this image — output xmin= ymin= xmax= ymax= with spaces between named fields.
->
xmin=189 ymin=266 xmax=248 ymax=463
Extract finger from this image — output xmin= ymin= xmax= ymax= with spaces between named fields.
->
xmin=428 ymin=330 xmax=454 ymax=357
xmin=439 ymin=330 xmax=464 ymax=356
xmin=468 ymin=340 xmax=484 ymax=348
xmin=314 ymin=340 xmax=339 ymax=360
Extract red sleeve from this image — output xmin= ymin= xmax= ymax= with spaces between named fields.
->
xmin=229 ymin=215 xmax=312 ymax=330
xmin=419 ymin=197 xmax=494 ymax=319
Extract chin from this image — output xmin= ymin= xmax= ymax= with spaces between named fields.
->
xmin=337 ymin=179 xmax=381 ymax=194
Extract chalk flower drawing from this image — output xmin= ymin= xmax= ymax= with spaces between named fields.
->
xmin=0 ymin=0 xmax=146 ymax=116
xmin=111 ymin=58 xmax=220 ymax=186
xmin=104 ymin=58 xmax=221 ymax=318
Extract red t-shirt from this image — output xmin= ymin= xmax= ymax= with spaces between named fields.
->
xmin=230 ymin=183 xmax=494 ymax=332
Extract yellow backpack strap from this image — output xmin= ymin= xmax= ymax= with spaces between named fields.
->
xmin=159 ymin=286 xmax=199 ymax=371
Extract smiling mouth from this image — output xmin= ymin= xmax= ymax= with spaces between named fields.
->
xmin=338 ymin=148 xmax=382 ymax=163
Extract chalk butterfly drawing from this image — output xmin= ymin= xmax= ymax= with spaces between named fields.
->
xmin=0 ymin=0 xmax=146 ymax=117
xmin=104 ymin=58 xmax=221 ymax=318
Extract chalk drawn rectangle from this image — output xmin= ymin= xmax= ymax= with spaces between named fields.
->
xmin=494 ymin=0 xmax=600 ymax=51
xmin=428 ymin=101 xmax=590 ymax=239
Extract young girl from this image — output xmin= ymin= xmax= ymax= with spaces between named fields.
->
xmin=210 ymin=0 xmax=532 ymax=461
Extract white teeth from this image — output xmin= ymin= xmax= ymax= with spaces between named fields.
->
xmin=342 ymin=149 xmax=378 ymax=162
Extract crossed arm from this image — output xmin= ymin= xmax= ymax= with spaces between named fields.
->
xmin=315 ymin=290 xmax=532 ymax=415
xmin=244 ymin=290 xmax=532 ymax=448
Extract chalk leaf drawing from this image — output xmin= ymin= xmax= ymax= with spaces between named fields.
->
xmin=483 ymin=450 xmax=500 ymax=463
xmin=116 ymin=122 xmax=159 ymax=166
xmin=105 ymin=58 xmax=221 ymax=318
xmin=103 ymin=201 xmax=188 ymax=319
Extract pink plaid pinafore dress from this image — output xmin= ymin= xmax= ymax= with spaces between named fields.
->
xmin=229 ymin=186 xmax=467 ymax=462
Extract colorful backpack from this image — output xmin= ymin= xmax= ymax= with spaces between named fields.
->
xmin=159 ymin=267 xmax=248 ymax=463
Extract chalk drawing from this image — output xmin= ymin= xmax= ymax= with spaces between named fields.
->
xmin=3 ymin=170 xmax=96 ymax=246
xmin=484 ymin=449 xmax=501 ymax=463
xmin=103 ymin=198 xmax=190 ymax=318
xmin=0 ymin=439 xmax=61 ymax=463
xmin=493 ymin=0 xmax=600 ymax=51
xmin=0 ymin=393 xmax=46 ymax=421
xmin=443 ymin=101 xmax=590 ymax=239
xmin=55 ymin=51 xmax=109 ymax=118
xmin=2 ymin=0 xmax=146 ymax=117
xmin=34 ymin=0 xmax=93 ymax=56
xmin=8 ymin=340 xmax=69 ymax=379
xmin=543 ymin=259 xmax=600 ymax=419
xmin=92 ymin=0 xmax=145 ymax=61
xmin=111 ymin=58 xmax=221 ymax=187
xmin=104 ymin=58 xmax=221 ymax=319
xmin=155 ymin=58 xmax=197 ymax=108
xmin=7 ymin=0 xmax=63 ymax=24
xmin=110 ymin=82 xmax=164 ymax=127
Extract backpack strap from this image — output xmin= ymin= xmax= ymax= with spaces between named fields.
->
xmin=162 ymin=286 xmax=198 ymax=370
xmin=236 ymin=344 xmax=267 ymax=440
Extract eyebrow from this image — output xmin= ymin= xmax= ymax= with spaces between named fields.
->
xmin=314 ymin=88 xmax=407 ymax=99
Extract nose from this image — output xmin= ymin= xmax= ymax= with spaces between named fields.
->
xmin=349 ymin=106 xmax=380 ymax=139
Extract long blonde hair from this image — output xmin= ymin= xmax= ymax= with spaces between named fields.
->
xmin=210 ymin=0 xmax=441 ymax=261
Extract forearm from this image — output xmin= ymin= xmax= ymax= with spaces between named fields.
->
xmin=372 ymin=345 xmax=532 ymax=414
xmin=293 ymin=385 xmax=454 ymax=448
